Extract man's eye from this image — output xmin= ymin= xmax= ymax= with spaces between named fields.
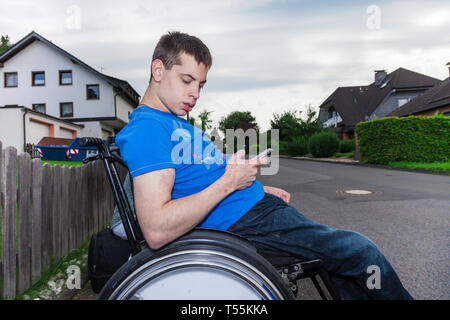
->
xmin=182 ymin=79 xmax=191 ymax=84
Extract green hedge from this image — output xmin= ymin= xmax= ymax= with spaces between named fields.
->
xmin=279 ymin=141 xmax=289 ymax=155
xmin=355 ymin=115 xmax=450 ymax=164
xmin=339 ymin=139 xmax=356 ymax=153
xmin=308 ymin=130 xmax=340 ymax=157
xmin=286 ymin=136 xmax=309 ymax=156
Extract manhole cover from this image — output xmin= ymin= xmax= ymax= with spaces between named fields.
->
xmin=336 ymin=189 xmax=382 ymax=196
xmin=345 ymin=190 xmax=373 ymax=195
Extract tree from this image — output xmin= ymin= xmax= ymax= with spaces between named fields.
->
xmin=198 ymin=109 xmax=213 ymax=132
xmin=270 ymin=110 xmax=301 ymax=142
xmin=298 ymin=105 xmax=322 ymax=138
xmin=270 ymin=105 xmax=322 ymax=142
xmin=219 ymin=111 xmax=260 ymax=155
xmin=188 ymin=115 xmax=197 ymax=127
xmin=0 ymin=35 xmax=11 ymax=54
xmin=218 ymin=110 xmax=259 ymax=136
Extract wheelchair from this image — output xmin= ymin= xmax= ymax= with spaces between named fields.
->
xmin=80 ymin=136 xmax=341 ymax=300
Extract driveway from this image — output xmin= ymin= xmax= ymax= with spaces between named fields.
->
xmin=257 ymin=158 xmax=449 ymax=300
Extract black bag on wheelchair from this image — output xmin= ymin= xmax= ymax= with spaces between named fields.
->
xmin=87 ymin=227 xmax=133 ymax=293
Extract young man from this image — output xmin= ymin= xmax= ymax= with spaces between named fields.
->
xmin=115 ymin=31 xmax=412 ymax=300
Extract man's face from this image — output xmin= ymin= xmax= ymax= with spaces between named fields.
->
xmin=155 ymin=52 xmax=208 ymax=116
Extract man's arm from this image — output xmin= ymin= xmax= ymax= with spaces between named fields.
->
xmin=133 ymin=150 xmax=267 ymax=250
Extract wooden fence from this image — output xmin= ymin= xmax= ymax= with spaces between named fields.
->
xmin=0 ymin=140 xmax=126 ymax=299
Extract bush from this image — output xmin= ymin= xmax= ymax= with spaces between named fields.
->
xmin=286 ymin=136 xmax=309 ymax=156
xmin=355 ymin=115 xmax=450 ymax=164
xmin=308 ymin=130 xmax=340 ymax=157
xmin=279 ymin=141 xmax=289 ymax=155
xmin=339 ymin=139 xmax=356 ymax=153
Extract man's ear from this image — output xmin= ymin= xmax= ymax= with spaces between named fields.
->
xmin=151 ymin=59 xmax=164 ymax=82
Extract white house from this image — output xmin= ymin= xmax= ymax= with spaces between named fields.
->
xmin=0 ymin=31 xmax=140 ymax=151
xmin=0 ymin=106 xmax=84 ymax=153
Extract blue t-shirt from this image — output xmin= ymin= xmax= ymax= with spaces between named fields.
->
xmin=115 ymin=106 xmax=265 ymax=230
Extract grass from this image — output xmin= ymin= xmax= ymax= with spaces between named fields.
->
xmin=388 ymin=161 xmax=450 ymax=172
xmin=15 ymin=239 xmax=90 ymax=300
xmin=41 ymin=160 xmax=84 ymax=167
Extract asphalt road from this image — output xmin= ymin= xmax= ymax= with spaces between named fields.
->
xmin=257 ymin=158 xmax=449 ymax=300
xmin=73 ymin=158 xmax=449 ymax=300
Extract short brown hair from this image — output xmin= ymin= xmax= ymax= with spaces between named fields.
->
xmin=150 ymin=31 xmax=212 ymax=81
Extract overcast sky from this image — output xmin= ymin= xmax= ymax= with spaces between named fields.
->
xmin=1 ymin=0 xmax=449 ymax=131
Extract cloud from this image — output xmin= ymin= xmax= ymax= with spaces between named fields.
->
xmin=1 ymin=0 xmax=449 ymax=132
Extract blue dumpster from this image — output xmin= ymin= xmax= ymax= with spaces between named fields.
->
xmin=36 ymin=137 xmax=99 ymax=161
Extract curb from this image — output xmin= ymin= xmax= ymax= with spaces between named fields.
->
xmin=279 ymin=155 xmax=449 ymax=176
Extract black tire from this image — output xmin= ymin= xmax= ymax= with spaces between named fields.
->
xmin=98 ymin=228 xmax=294 ymax=300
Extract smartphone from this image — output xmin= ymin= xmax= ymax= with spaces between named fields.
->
xmin=251 ymin=148 xmax=272 ymax=160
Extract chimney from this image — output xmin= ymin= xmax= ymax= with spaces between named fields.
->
xmin=374 ymin=69 xmax=387 ymax=86
xmin=447 ymin=62 xmax=450 ymax=77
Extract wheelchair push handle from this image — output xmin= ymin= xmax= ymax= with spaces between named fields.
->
xmin=80 ymin=137 xmax=105 ymax=163
xmin=79 ymin=137 xmax=104 ymax=148
xmin=79 ymin=136 xmax=126 ymax=167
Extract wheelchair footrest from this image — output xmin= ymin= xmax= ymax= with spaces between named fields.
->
xmin=296 ymin=259 xmax=324 ymax=278
xmin=277 ymin=259 xmax=338 ymax=299
xmin=278 ymin=259 xmax=323 ymax=281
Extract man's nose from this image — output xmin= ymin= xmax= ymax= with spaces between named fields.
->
xmin=190 ymin=86 xmax=200 ymax=100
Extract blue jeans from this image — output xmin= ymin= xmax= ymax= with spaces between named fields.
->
xmin=227 ymin=193 xmax=413 ymax=300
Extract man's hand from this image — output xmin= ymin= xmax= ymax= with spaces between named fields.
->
xmin=223 ymin=150 xmax=268 ymax=191
xmin=263 ymin=185 xmax=291 ymax=204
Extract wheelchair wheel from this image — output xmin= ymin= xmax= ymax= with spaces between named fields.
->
xmin=98 ymin=229 xmax=295 ymax=300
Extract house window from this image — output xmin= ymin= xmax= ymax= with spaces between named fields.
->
xmin=86 ymin=84 xmax=100 ymax=99
xmin=59 ymin=70 xmax=72 ymax=85
xmin=4 ymin=72 xmax=18 ymax=87
xmin=398 ymin=98 xmax=410 ymax=107
xmin=32 ymin=103 xmax=46 ymax=114
xmin=328 ymin=107 xmax=336 ymax=119
xmin=60 ymin=102 xmax=73 ymax=117
xmin=32 ymin=71 xmax=45 ymax=86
